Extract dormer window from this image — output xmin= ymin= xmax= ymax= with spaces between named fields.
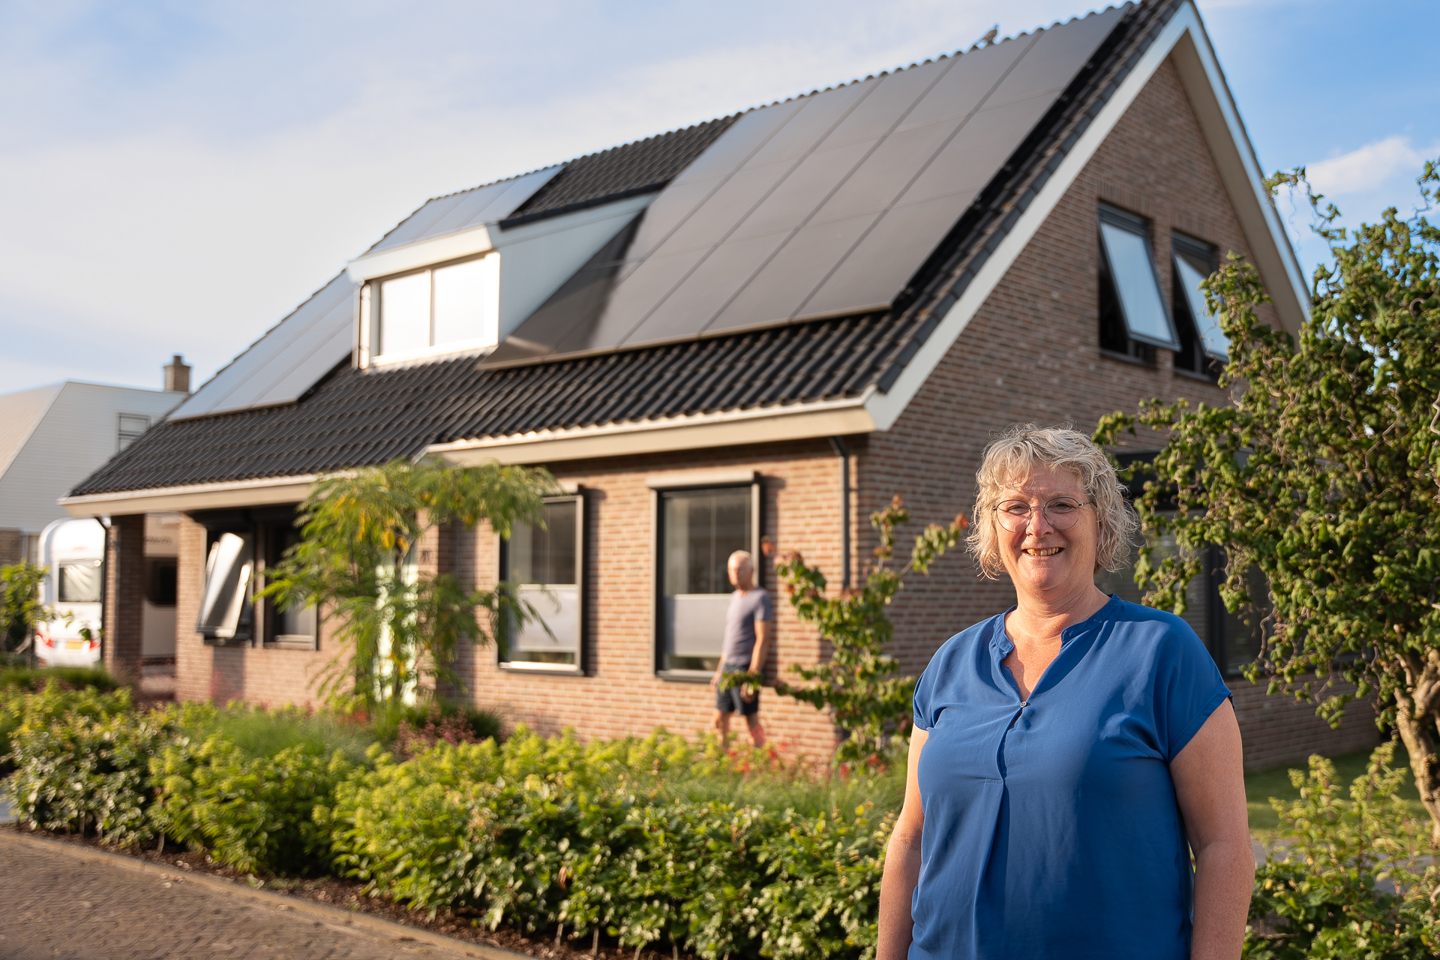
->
xmin=369 ymin=254 xmax=499 ymax=363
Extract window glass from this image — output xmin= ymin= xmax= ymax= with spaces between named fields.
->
xmin=1173 ymin=253 xmax=1228 ymax=360
xmin=433 ymin=258 xmax=498 ymax=348
xmin=197 ymin=532 xmax=254 ymax=641
xmin=502 ymin=499 xmax=581 ymax=667
xmin=660 ymin=487 xmax=750 ymax=672
xmin=379 ymin=272 xmax=431 ymax=357
xmin=1098 ymin=218 xmax=1178 ymax=349
xmin=118 ymin=414 xmax=149 ymax=451
xmin=58 ymin=560 xmax=103 ymax=603
xmin=268 ymin=527 xmax=316 ymax=646
xmin=1222 ymin=564 xmax=1270 ymax=674
xmin=1094 ymin=529 xmax=1210 ymax=648
xmin=146 ymin=560 xmax=177 ymax=606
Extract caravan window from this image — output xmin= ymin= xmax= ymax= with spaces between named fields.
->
xmin=499 ymin=497 xmax=583 ymax=670
xmin=197 ymin=532 xmax=254 ymax=642
xmin=58 ymin=560 xmax=103 ymax=603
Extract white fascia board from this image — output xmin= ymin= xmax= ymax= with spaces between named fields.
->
xmin=866 ymin=1 xmax=1309 ymax=434
xmin=60 ymin=474 xmax=319 ymax=517
xmin=427 ymin=394 xmax=877 ymax=467
xmin=347 ymin=225 xmax=496 ymax=283
xmin=346 ymin=193 xmax=657 ymax=287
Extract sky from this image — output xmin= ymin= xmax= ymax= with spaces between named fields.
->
xmin=1 ymin=0 xmax=1437 ymax=396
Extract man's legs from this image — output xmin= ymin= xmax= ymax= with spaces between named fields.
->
xmin=744 ymin=713 xmax=767 ymax=748
xmin=713 ymin=709 xmax=733 ymax=742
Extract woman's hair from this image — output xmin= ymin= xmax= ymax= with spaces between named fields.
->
xmin=966 ymin=423 xmax=1139 ymax=579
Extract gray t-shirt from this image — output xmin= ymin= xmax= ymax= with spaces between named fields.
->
xmin=721 ymin=588 xmax=773 ymax=670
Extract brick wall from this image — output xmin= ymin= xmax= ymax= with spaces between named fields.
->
xmin=0 ymin=529 xmax=21 ymax=566
xmin=173 ymin=513 xmax=333 ymax=706
xmin=1232 ymin=682 xmax=1380 ymax=772
xmin=102 ymin=514 xmax=145 ymax=679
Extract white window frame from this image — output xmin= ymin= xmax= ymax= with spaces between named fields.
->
xmin=1098 ymin=206 xmax=1180 ymax=351
xmin=650 ymin=472 xmax=761 ymax=682
xmin=497 ymin=493 xmax=586 ymax=674
xmin=365 ymin=252 xmax=500 ymax=367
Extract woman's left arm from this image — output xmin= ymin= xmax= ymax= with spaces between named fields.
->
xmin=1171 ymin=699 xmax=1255 ymax=960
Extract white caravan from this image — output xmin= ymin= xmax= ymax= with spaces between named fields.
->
xmin=35 ymin=517 xmax=105 ymax=666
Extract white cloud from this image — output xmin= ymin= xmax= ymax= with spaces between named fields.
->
xmin=1308 ymin=135 xmax=1427 ymax=196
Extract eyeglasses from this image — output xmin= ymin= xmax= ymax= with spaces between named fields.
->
xmin=994 ymin=497 xmax=1093 ymax=532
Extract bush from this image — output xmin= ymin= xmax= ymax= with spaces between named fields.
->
xmin=0 ymin=664 xmax=122 ymax=694
xmin=0 ymin=681 xmax=134 ymax=776
xmin=4 ymin=686 xmax=166 ymax=847
xmin=1246 ymin=743 xmax=1440 ymax=958
xmin=326 ymin=726 xmax=893 ymax=960
xmin=150 ymin=732 xmax=354 ymax=875
xmin=365 ymin=698 xmax=504 ymax=750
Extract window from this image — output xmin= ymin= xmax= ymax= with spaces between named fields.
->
xmin=118 ymin=414 xmax=149 ymax=451
xmin=58 ymin=560 xmax=103 ymax=603
xmin=197 ymin=532 xmax=254 ymax=643
xmin=656 ymin=483 xmax=758 ymax=676
xmin=1098 ymin=206 xmax=1178 ymax=359
xmin=146 ymin=560 xmax=177 ymax=606
xmin=373 ymin=255 xmax=499 ymax=362
xmin=264 ymin=526 xmax=317 ymax=650
xmin=1172 ymin=234 xmax=1228 ymax=377
xmin=499 ymin=496 xmax=584 ymax=670
xmin=1099 ymin=454 xmax=1270 ymax=676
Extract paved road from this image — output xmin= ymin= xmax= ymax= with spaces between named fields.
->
xmin=0 ymin=833 xmax=486 ymax=960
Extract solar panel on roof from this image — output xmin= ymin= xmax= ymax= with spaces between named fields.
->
xmin=363 ymin=166 xmax=561 ymax=256
xmin=496 ymin=6 xmax=1124 ymax=360
xmin=168 ymin=273 xmax=356 ymax=421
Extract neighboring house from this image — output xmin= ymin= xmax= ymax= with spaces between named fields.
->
xmin=64 ymin=0 xmax=1375 ymax=768
xmin=0 ymin=359 xmax=189 ymax=564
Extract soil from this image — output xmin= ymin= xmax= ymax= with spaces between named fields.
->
xmin=9 ymin=825 xmax=690 ymax=960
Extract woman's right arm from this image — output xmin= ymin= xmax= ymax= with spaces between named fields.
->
xmin=877 ymin=727 xmax=928 ymax=960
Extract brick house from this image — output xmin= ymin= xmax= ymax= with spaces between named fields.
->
xmin=63 ymin=0 xmax=1377 ymax=769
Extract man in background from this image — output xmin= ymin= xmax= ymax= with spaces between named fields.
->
xmin=710 ymin=550 xmax=773 ymax=747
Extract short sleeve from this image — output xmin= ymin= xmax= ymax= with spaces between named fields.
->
xmin=913 ymin=660 xmax=937 ymax=731
xmin=756 ymin=590 xmax=774 ymax=621
xmin=1156 ymin=621 xmax=1232 ymax=761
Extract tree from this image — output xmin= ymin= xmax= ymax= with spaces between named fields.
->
xmin=261 ymin=456 xmax=553 ymax=707
xmin=0 ymin=561 xmax=48 ymax=661
xmin=1094 ymin=161 xmax=1440 ymax=836
xmin=772 ymin=497 xmax=967 ymax=764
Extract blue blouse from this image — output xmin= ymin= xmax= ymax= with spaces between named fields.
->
xmin=909 ymin=596 xmax=1230 ymax=960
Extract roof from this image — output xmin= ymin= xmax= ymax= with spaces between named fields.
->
xmin=72 ymin=0 xmax=1224 ymax=499
xmin=0 ymin=384 xmax=62 ymax=479
xmin=71 ymin=312 xmax=897 ymax=495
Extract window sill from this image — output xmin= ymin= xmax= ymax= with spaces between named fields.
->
xmin=1173 ymin=366 xmax=1220 ymax=384
xmin=499 ymin=660 xmax=583 ymax=675
xmin=656 ymin=669 xmax=713 ymax=684
xmin=264 ymin=636 xmax=317 ymax=651
xmin=1098 ymin=348 xmax=1154 ymax=368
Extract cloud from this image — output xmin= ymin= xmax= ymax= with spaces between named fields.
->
xmin=1307 ymin=135 xmax=1428 ymax=196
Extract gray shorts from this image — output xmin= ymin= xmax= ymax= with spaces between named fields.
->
xmin=715 ymin=674 xmax=760 ymax=717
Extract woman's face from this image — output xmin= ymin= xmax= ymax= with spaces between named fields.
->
xmin=995 ymin=465 xmax=1100 ymax=603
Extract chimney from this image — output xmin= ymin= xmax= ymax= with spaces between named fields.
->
xmin=164 ymin=354 xmax=191 ymax=394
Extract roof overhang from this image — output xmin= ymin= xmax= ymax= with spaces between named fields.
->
xmin=60 ymin=474 xmax=318 ymax=517
xmin=866 ymin=0 xmax=1310 ymax=432
xmin=428 ymin=392 xmax=877 ymax=466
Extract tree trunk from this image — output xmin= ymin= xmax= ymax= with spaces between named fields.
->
xmin=1394 ymin=654 xmax=1440 ymax=842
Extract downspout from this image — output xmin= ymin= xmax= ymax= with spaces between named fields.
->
xmin=828 ymin=438 xmax=851 ymax=589
xmin=98 ymin=515 xmax=111 ymax=668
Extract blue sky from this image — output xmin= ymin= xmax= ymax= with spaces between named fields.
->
xmin=1 ymin=0 xmax=1436 ymax=395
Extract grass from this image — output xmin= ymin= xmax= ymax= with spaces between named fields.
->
xmin=0 ymin=664 xmax=122 ymax=693
xmin=667 ymin=759 xmax=907 ymax=825
xmin=1245 ymin=741 xmax=1427 ymax=840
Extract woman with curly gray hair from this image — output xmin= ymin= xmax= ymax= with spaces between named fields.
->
xmin=877 ymin=425 xmax=1253 ymax=960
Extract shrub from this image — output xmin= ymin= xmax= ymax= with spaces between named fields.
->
xmin=366 ymin=698 xmax=504 ymax=750
xmin=1246 ymin=743 xmax=1440 ymax=958
xmin=0 ymin=664 xmax=122 ymax=694
xmin=4 ymin=687 xmax=166 ymax=847
xmin=150 ymin=730 xmax=356 ymax=876
xmin=326 ymin=725 xmax=893 ymax=960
